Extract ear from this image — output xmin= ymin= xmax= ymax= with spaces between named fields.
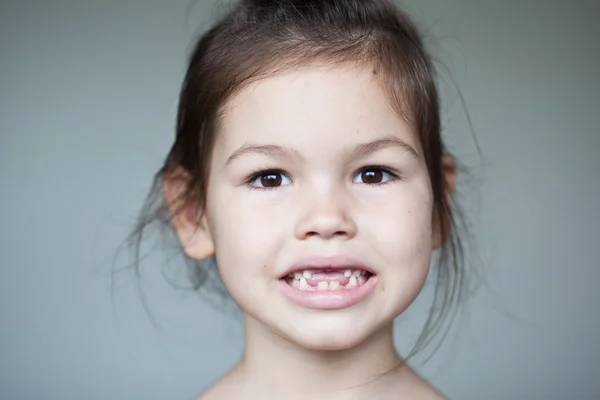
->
xmin=432 ymin=154 xmax=457 ymax=249
xmin=163 ymin=168 xmax=215 ymax=261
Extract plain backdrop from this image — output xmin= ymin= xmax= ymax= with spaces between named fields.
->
xmin=1 ymin=0 xmax=599 ymax=399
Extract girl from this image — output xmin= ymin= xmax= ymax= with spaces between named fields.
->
xmin=132 ymin=0 xmax=467 ymax=398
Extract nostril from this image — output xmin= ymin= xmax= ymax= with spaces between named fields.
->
xmin=305 ymin=230 xmax=350 ymax=239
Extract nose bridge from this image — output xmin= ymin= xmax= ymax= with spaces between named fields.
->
xmin=294 ymin=177 xmax=356 ymax=240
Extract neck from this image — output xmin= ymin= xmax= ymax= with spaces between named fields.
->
xmin=236 ymin=315 xmax=405 ymax=399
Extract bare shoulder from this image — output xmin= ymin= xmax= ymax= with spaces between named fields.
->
xmin=385 ymin=364 xmax=447 ymax=400
xmin=411 ymin=383 xmax=447 ymax=400
xmin=388 ymin=382 xmax=447 ymax=400
xmin=409 ymin=373 xmax=446 ymax=399
xmin=389 ymin=380 xmax=446 ymax=400
xmin=194 ymin=367 xmax=245 ymax=400
xmin=195 ymin=382 xmax=237 ymax=400
xmin=194 ymin=384 xmax=224 ymax=400
xmin=406 ymin=374 xmax=447 ymax=400
xmin=195 ymin=388 xmax=227 ymax=400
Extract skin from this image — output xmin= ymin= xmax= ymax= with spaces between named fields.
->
xmin=165 ymin=64 xmax=452 ymax=399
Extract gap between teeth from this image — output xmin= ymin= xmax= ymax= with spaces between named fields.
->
xmin=289 ymin=269 xmax=369 ymax=291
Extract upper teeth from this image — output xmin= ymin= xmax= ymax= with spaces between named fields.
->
xmin=300 ymin=277 xmax=309 ymax=289
xmin=287 ymin=269 xmax=370 ymax=291
xmin=290 ymin=269 xmax=367 ymax=278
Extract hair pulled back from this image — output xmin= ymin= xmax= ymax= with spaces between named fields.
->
xmin=129 ymin=0 xmax=469 ymax=360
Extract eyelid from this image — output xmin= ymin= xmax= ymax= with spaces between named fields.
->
xmin=246 ymin=167 xmax=290 ymax=181
xmin=244 ymin=165 xmax=402 ymax=190
xmin=355 ymin=165 xmax=400 ymax=176
xmin=353 ymin=165 xmax=402 ymax=185
xmin=245 ymin=167 xmax=292 ymax=191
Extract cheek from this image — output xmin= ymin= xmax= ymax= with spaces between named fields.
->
xmin=208 ymin=191 xmax=285 ymax=287
xmin=362 ymin=191 xmax=433 ymax=316
xmin=363 ymin=185 xmax=434 ymax=268
xmin=374 ymin=208 xmax=432 ymax=254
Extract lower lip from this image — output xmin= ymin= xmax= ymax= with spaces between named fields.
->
xmin=278 ymin=275 xmax=378 ymax=310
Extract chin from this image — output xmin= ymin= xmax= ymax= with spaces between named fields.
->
xmin=277 ymin=311 xmax=382 ymax=351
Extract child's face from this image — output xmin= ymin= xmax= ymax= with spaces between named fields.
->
xmin=203 ymin=64 xmax=435 ymax=349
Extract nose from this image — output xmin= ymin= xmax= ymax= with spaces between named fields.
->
xmin=293 ymin=185 xmax=357 ymax=241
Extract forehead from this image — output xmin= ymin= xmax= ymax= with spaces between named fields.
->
xmin=214 ymin=65 xmax=416 ymax=156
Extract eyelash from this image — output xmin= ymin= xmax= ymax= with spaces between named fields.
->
xmin=245 ymin=168 xmax=281 ymax=191
xmin=245 ymin=165 xmax=402 ymax=191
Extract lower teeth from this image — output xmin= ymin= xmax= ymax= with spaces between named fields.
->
xmin=288 ymin=274 xmax=370 ymax=291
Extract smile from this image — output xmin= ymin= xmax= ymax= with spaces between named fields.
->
xmin=278 ymin=267 xmax=378 ymax=310
xmin=285 ymin=269 xmax=372 ymax=290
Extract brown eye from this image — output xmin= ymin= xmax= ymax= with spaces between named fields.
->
xmin=248 ymin=170 xmax=292 ymax=189
xmin=361 ymin=170 xmax=383 ymax=184
xmin=261 ymin=173 xmax=282 ymax=187
xmin=353 ymin=167 xmax=398 ymax=185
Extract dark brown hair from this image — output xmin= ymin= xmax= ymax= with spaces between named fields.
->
xmin=128 ymin=0 xmax=469 ymax=360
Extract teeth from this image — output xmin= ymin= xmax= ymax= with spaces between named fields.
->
xmin=290 ymin=271 xmax=370 ymax=291
xmin=300 ymin=277 xmax=308 ymax=289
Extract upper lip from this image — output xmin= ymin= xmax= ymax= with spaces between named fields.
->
xmin=279 ymin=255 xmax=374 ymax=278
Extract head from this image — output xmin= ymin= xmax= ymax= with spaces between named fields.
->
xmin=133 ymin=0 xmax=466 ymax=357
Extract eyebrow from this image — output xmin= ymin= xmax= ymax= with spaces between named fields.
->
xmin=223 ymin=135 xmax=419 ymax=167
xmin=224 ymin=143 xmax=304 ymax=167
xmin=351 ymin=136 xmax=419 ymax=160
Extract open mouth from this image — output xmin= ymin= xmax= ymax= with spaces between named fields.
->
xmin=277 ymin=258 xmax=378 ymax=310
xmin=282 ymin=268 xmax=375 ymax=291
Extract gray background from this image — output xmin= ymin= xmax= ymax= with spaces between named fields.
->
xmin=1 ymin=0 xmax=599 ymax=399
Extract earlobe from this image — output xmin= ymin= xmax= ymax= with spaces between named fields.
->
xmin=163 ymin=168 xmax=215 ymax=261
xmin=442 ymin=153 xmax=457 ymax=200
xmin=432 ymin=154 xmax=457 ymax=249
